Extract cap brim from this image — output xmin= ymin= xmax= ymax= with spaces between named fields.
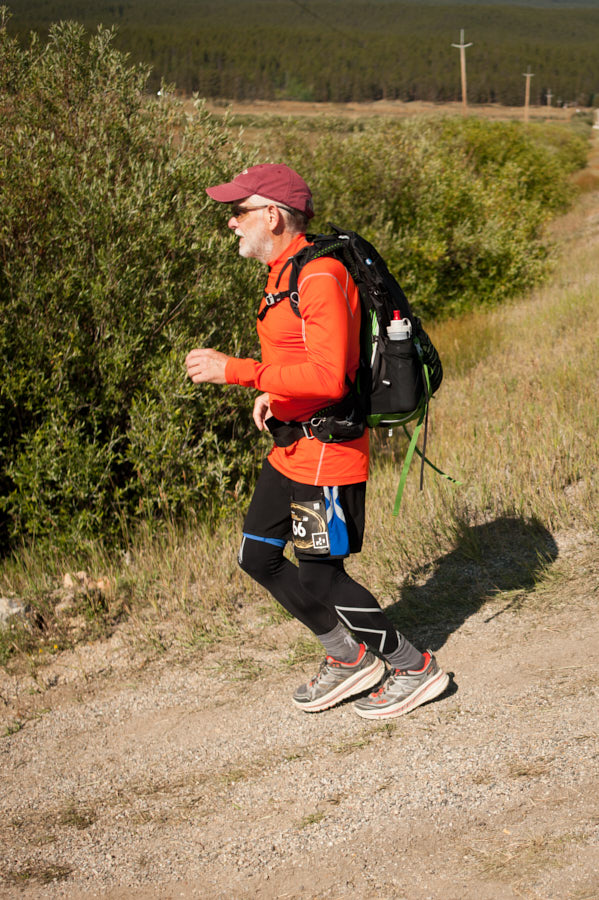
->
xmin=205 ymin=182 xmax=250 ymax=203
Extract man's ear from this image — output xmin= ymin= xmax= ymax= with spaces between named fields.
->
xmin=268 ymin=204 xmax=287 ymax=236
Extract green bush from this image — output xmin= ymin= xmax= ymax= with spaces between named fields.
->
xmin=282 ymin=116 xmax=586 ymax=318
xmin=0 ymin=13 xmax=263 ymax=550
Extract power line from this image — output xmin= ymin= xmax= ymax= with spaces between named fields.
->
xmin=285 ymin=0 xmax=366 ymax=49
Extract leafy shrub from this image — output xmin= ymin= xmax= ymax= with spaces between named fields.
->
xmin=282 ymin=116 xmax=586 ymax=318
xmin=0 ymin=13 xmax=263 ymax=550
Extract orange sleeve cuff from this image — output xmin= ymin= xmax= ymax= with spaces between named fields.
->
xmin=225 ymin=356 xmax=260 ymax=387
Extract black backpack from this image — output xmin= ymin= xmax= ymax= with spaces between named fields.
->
xmin=260 ymin=225 xmax=455 ymax=514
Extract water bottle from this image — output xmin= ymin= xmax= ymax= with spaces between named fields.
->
xmin=386 ymin=310 xmax=412 ymax=340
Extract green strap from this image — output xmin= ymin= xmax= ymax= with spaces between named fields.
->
xmin=392 ymin=410 xmax=425 ymax=516
xmin=409 ymin=439 xmax=462 ymax=484
xmin=392 ymin=407 xmax=462 ymax=517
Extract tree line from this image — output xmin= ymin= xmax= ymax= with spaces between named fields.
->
xmin=6 ymin=0 xmax=599 ymax=106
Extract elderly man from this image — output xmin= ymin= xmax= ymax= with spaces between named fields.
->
xmin=186 ymin=163 xmax=448 ymax=719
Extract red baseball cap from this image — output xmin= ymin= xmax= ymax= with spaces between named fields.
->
xmin=206 ymin=163 xmax=314 ymax=219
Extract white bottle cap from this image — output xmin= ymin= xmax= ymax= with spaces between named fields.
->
xmin=387 ymin=313 xmax=412 ymax=340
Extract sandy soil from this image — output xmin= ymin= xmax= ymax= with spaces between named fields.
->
xmin=201 ymin=97 xmax=582 ymax=124
xmin=1 ymin=522 xmax=598 ymax=900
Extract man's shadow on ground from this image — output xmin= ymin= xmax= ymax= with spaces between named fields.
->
xmin=385 ymin=515 xmax=559 ymax=656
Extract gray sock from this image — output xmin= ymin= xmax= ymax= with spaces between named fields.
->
xmin=384 ymin=633 xmax=425 ymax=671
xmin=317 ymin=623 xmax=360 ymax=663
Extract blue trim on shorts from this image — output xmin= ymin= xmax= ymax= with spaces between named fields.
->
xmin=323 ymin=486 xmax=350 ymax=557
xmin=242 ymin=532 xmax=287 ymax=549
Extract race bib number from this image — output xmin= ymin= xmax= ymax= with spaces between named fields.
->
xmin=290 ymin=499 xmax=330 ymax=555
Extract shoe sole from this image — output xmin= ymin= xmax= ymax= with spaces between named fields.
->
xmin=293 ymin=657 xmax=386 ymax=713
xmin=353 ymin=668 xmax=450 ymax=720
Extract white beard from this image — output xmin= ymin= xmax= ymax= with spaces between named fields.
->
xmin=236 ymin=227 xmax=274 ymax=263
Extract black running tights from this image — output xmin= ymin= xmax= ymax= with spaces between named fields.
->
xmin=238 ymin=536 xmax=400 ymax=655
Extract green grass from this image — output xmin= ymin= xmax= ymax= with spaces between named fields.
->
xmin=296 ymin=811 xmax=326 ymax=829
xmin=3 ymin=863 xmax=73 ymax=885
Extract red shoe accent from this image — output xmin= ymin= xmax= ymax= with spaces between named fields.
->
xmin=327 ymin=643 xmax=366 ymax=668
xmin=408 ymin=651 xmax=431 ymax=674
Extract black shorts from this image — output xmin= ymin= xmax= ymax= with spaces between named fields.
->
xmin=242 ymin=458 xmax=366 ymax=560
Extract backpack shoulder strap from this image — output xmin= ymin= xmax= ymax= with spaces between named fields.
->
xmin=258 ymin=237 xmax=348 ymax=321
xmin=258 ymin=257 xmax=295 ymax=321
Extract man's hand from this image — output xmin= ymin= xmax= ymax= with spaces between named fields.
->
xmin=185 ymin=348 xmax=229 ymax=385
xmin=253 ymin=392 xmax=271 ymax=431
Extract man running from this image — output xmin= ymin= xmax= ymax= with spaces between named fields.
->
xmin=186 ymin=163 xmax=449 ymax=719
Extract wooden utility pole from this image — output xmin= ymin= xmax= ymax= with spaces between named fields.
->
xmin=451 ymin=29 xmax=473 ymax=113
xmin=523 ymin=67 xmax=535 ymax=123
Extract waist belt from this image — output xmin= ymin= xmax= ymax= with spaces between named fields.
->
xmin=265 ymin=393 xmax=365 ymax=447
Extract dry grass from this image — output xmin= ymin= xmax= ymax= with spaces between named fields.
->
xmin=339 ymin=162 xmax=598 ymax=639
xmin=202 ymin=98 xmax=581 ymax=126
xmin=471 ymin=829 xmax=588 ymax=882
xmin=362 ymin=199 xmax=599 ymax=561
xmin=2 ymin=863 xmax=73 ymax=886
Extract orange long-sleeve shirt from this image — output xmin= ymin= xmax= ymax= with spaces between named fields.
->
xmin=225 ymin=234 xmax=369 ymax=486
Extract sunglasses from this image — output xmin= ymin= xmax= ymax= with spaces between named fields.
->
xmin=230 ymin=204 xmax=269 ymax=219
xmin=230 ymin=202 xmax=294 ymax=220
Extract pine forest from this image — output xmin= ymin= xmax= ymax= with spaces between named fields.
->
xmin=7 ymin=0 xmax=599 ymax=107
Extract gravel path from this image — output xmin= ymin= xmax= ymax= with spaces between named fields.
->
xmin=1 ymin=527 xmax=598 ymax=900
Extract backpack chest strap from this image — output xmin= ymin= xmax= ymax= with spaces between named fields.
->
xmin=258 ymin=252 xmax=312 ymax=321
xmin=258 ymin=288 xmax=301 ymax=321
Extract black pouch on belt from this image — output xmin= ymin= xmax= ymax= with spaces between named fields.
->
xmin=265 ymin=392 xmax=365 ymax=447
xmin=264 ymin=417 xmax=304 ymax=447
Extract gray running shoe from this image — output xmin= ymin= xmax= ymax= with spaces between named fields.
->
xmin=293 ymin=644 xmax=386 ymax=713
xmin=353 ymin=651 xmax=449 ymax=720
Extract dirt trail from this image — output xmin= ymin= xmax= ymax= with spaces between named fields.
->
xmin=1 ymin=527 xmax=598 ymax=900
xmin=2 ymin=133 xmax=599 ymax=900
